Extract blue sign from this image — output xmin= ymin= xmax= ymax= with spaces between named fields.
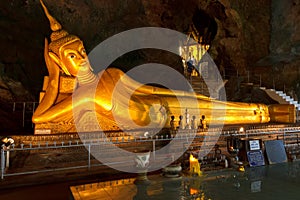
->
xmin=247 ymin=150 xmax=265 ymax=167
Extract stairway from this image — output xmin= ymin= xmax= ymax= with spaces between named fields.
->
xmin=189 ymin=76 xmax=210 ymax=96
xmin=188 ymin=75 xmax=227 ymax=99
xmin=261 ymin=88 xmax=300 ymax=111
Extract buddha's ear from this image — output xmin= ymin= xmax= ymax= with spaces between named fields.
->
xmin=44 ymin=39 xmax=59 ymax=78
xmin=48 ymin=52 xmax=71 ymax=76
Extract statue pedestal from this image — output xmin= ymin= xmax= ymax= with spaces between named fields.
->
xmin=134 ymin=171 xmax=151 ymax=185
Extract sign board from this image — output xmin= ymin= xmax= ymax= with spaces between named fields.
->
xmin=264 ymin=140 xmax=287 ymax=164
xmin=249 ymin=140 xmax=260 ymax=150
xmin=34 ymin=129 xmax=51 ymax=135
xmin=247 ymin=150 xmax=265 ymax=167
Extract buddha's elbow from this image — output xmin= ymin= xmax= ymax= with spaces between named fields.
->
xmin=32 ymin=114 xmax=42 ymax=124
xmin=32 ymin=112 xmax=49 ymax=124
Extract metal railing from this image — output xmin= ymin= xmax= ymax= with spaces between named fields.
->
xmin=0 ymin=131 xmax=207 ymax=180
xmin=9 ymin=101 xmax=38 ymax=128
xmin=1 ymin=125 xmax=300 ymax=180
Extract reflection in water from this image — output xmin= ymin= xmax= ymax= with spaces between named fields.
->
xmin=70 ymin=162 xmax=300 ymax=200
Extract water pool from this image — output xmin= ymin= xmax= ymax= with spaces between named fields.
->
xmin=70 ymin=162 xmax=300 ymax=200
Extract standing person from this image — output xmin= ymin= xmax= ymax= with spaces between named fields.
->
xmin=186 ymin=61 xmax=193 ymax=80
xmin=170 ymin=115 xmax=176 ymax=131
xmin=200 ymin=115 xmax=207 ymax=129
xmin=186 ymin=53 xmax=195 ymax=79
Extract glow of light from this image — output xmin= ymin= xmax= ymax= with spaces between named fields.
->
xmin=239 ymin=127 xmax=244 ymax=133
xmin=190 ymin=188 xmax=199 ymax=195
xmin=205 ymin=45 xmax=210 ymax=50
xmin=190 ymin=154 xmax=198 ymax=162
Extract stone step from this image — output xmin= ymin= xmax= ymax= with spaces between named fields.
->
xmin=294 ymin=103 xmax=300 ymax=108
xmin=279 ymin=93 xmax=286 ymax=97
xmin=284 ymin=96 xmax=292 ymax=101
xmin=241 ymin=82 xmax=254 ymax=86
xmin=189 ymin=77 xmax=210 ymax=96
xmin=289 ymin=100 xmax=298 ymax=105
xmin=263 ymin=89 xmax=288 ymax=104
xmin=262 ymin=89 xmax=300 ymax=111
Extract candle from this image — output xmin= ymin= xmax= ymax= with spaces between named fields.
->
xmin=189 ymin=154 xmax=201 ymax=176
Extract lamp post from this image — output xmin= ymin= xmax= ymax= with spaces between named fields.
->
xmin=1 ymin=137 xmax=14 ymax=169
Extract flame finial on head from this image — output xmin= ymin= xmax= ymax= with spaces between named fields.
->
xmin=40 ymin=0 xmax=79 ymax=56
xmin=40 ymin=0 xmax=62 ymax=31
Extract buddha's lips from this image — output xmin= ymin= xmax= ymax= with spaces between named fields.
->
xmin=80 ymin=61 xmax=88 ymax=66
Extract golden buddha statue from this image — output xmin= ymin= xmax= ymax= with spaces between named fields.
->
xmin=33 ymin=0 xmax=295 ymax=134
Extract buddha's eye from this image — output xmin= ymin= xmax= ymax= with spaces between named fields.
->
xmin=69 ymin=54 xmax=76 ymax=59
xmin=82 ymin=49 xmax=86 ymax=54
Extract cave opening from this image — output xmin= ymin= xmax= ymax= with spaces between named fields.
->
xmin=190 ymin=9 xmax=218 ymax=47
xmin=178 ymin=9 xmax=219 ymax=85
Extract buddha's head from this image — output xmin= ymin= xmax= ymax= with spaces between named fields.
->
xmin=40 ymin=0 xmax=91 ymax=77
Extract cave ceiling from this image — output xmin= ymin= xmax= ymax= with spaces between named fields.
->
xmin=0 ymin=0 xmax=299 ymax=102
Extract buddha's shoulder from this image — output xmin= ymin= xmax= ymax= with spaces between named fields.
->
xmin=105 ymin=67 xmax=125 ymax=76
xmin=99 ymin=67 xmax=126 ymax=81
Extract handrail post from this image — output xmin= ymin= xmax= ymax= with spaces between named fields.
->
xmin=247 ymin=70 xmax=250 ymax=83
xmin=88 ymin=143 xmax=91 ymax=170
xmin=1 ymin=146 xmax=5 ymax=179
xmin=283 ymin=130 xmax=286 ymax=145
xmin=152 ymin=140 xmax=156 ymax=161
xmin=22 ymin=102 xmax=26 ymax=127
xmin=259 ymin=74 xmax=262 ymax=87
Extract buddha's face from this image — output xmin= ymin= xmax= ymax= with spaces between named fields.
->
xmin=59 ymin=40 xmax=91 ymax=76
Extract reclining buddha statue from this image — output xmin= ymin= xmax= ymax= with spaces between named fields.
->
xmin=33 ymin=0 xmax=296 ymax=134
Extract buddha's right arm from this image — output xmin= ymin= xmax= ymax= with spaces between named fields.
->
xmin=32 ymin=97 xmax=74 ymax=123
xmin=32 ymin=39 xmax=60 ymax=121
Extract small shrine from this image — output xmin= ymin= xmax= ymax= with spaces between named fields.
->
xmin=179 ymin=31 xmax=210 ymax=79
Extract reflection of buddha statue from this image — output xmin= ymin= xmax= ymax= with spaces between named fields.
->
xmin=33 ymin=0 xmax=295 ymax=134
